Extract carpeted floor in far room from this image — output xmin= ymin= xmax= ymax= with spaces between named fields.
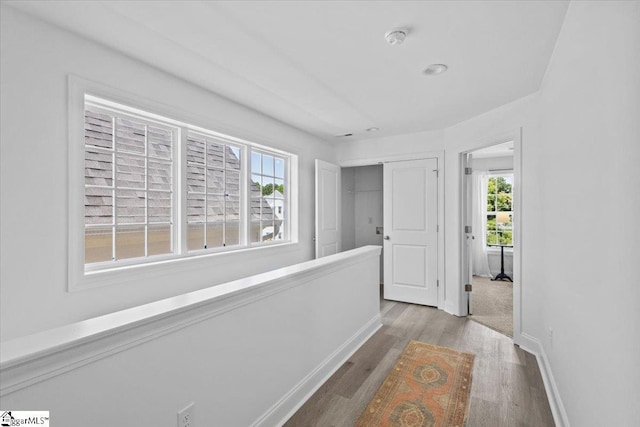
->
xmin=470 ymin=275 xmax=513 ymax=337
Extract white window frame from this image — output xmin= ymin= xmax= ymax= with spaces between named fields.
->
xmin=68 ymin=76 xmax=298 ymax=291
xmin=485 ymin=171 xmax=514 ymax=249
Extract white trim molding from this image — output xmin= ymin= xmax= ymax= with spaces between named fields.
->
xmin=519 ymin=333 xmax=571 ymax=427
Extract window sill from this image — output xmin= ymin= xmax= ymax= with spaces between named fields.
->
xmin=73 ymin=240 xmax=300 ymax=292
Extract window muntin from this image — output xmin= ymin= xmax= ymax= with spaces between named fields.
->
xmin=84 ymin=104 xmax=176 ymax=265
xmin=250 ymin=150 xmax=287 ymax=244
xmin=83 ymin=96 xmax=293 ymax=271
xmin=486 ymin=174 xmax=513 ymax=246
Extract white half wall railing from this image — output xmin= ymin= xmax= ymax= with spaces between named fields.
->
xmin=0 ymin=246 xmax=383 ymax=427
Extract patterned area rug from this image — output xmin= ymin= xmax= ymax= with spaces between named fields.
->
xmin=356 ymin=341 xmax=474 ymax=427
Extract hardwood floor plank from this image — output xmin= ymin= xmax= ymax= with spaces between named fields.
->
xmin=284 ymin=301 xmax=555 ymax=426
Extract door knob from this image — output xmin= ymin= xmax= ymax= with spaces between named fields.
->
xmin=384 ymin=236 xmax=390 ymax=240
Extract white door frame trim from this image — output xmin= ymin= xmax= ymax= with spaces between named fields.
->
xmin=337 ymin=150 xmax=445 ymax=310
xmin=457 ymin=129 xmax=523 ymax=346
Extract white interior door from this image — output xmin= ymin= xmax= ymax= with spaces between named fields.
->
xmin=315 ymin=159 xmax=341 ymax=258
xmin=383 ymin=159 xmax=439 ymax=306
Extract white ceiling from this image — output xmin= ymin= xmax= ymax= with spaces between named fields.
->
xmin=7 ymin=1 xmax=569 ymax=142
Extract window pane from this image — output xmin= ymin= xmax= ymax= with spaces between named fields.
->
xmin=250 ymin=197 xmax=262 ymax=220
xmin=148 ymin=191 xmax=171 ymax=223
xmin=261 ymin=221 xmax=275 ymax=241
xmin=487 ymin=215 xmax=496 ymax=231
xmin=226 ymin=221 xmax=240 ymax=246
xmin=250 ymin=175 xmax=261 ymax=198
xmin=206 ymin=168 xmax=225 ymax=194
xmin=226 ymin=146 xmax=241 ymax=170
xmin=274 ymin=220 xmax=285 ymax=241
xmin=116 ymin=117 xmax=145 ymax=155
xmin=187 ymin=193 xmax=206 ymax=222
xmin=226 ymin=196 xmax=240 ymax=221
xmin=117 ymin=190 xmax=145 ymax=224
xmin=488 ymin=177 xmax=497 ymax=194
xmin=148 ymin=160 xmax=171 ymax=191
xmin=85 ymin=109 xmax=113 ymax=149
xmin=207 ymin=195 xmax=225 ymax=222
xmin=85 ymin=226 xmax=112 ymax=263
xmin=148 ymin=224 xmax=172 ymax=256
xmin=187 ymin=136 xmax=205 ymax=165
xmin=496 ymin=193 xmax=512 ymax=211
xmin=486 ymin=231 xmax=498 ymax=245
xmin=226 ymin=170 xmax=240 ymax=196
xmin=85 ymin=148 xmax=113 ymax=187
xmin=262 ymin=154 xmax=274 ymax=176
xmin=275 ymin=157 xmax=285 ymax=178
xmin=274 ymin=178 xmax=284 ymax=198
xmin=115 ymin=225 xmax=145 ymax=260
xmin=116 ymin=154 xmax=145 ymax=189
xmin=498 ymin=230 xmax=513 ymax=245
xmin=85 ymin=187 xmax=113 ymax=225
xmin=206 ymin=140 xmax=224 ymax=169
xmin=187 ymin=165 xmax=205 ymax=193
xmin=262 ymin=200 xmax=274 ymax=220
xmin=250 ymin=221 xmax=262 ymax=243
xmin=261 ymin=176 xmax=275 ymax=196
xmin=486 ymin=195 xmax=496 ymax=212
xmin=148 ymin=126 xmax=172 ymax=160
xmin=187 ymin=223 xmax=205 ymax=251
xmin=251 ymin=151 xmax=261 ymax=174
xmin=496 ymin=176 xmax=512 ymax=194
xmin=206 ymin=222 xmax=224 ymax=249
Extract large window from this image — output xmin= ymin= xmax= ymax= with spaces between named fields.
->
xmin=486 ymin=174 xmax=513 ymax=246
xmin=83 ymin=96 xmax=293 ymax=271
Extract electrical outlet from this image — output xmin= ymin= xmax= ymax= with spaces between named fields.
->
xmin=178 ymin=402 xmax=194 ymax=427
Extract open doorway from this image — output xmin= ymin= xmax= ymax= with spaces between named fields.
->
xmin=464 ymin=141 xmax=515 ymax=337
xmin=341 ymin=165 xmax=384 ymax=286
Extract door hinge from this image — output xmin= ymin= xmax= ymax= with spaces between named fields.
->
xmin=465 ymin=284 xmax=473 ymax=292
xmin=437 ymin=280 xmax=440 ymax=288
xmin=433 ymin=169 xmax=439 ymax=177
xmin=436 ymin=225 xmax=439 ymax=232
xmin=465 ymin=167 xmax=473 ymax=175
xmin=464 ymin=225 xmax=472 ymax=233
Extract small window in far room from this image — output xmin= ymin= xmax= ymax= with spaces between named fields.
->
xmin=486 ymin=174 xmax=513 ymax=246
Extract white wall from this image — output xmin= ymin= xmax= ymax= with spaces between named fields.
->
xmin=524 ymin=2 xmax=639 ymax=424
xmin=0 ymin=5 xmax=336 ymax=340
xmin=1 ymin=247 xmax=382 ymax=427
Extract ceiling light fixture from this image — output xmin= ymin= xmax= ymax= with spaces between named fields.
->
xmin=385 ymin=28 xmax=407 ymax=46
xmin=423 ymin=64 xmax=448 ymax=76
xmin=366 ymin=127 xmax=379 ymax=132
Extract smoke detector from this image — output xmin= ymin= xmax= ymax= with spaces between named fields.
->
xmin=385 ymin=28 xmax=407 ymax=45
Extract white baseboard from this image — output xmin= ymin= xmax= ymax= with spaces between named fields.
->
xmin=252 ymin=313 xmax=383 ymax=427
xmin=519 ymin=333 xmax=570 ymax=427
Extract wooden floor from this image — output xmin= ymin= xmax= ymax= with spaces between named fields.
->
xmin=285 ymin=297 xmax=555 ymax=427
